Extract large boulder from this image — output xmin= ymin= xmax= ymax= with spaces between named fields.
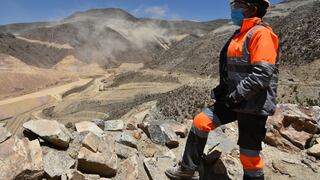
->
xmin=265 ymin=104 xmax=320 ymax=151
xmin=77 ymin=133 xmax=118 ymax=177
xmin=43 ymin=148 xmax=76 ymax=178
xmin=0 ymin=126 xmax=11 ymax=143
xmin=23 ymin=119 xmax=72 ymax=149
xmin=0 ymin=137 xmax=44 ymax=179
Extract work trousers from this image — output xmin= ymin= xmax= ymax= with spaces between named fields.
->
xmin=181 ymin=102 xmax=267 ymax=179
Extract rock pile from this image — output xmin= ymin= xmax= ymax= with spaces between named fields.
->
xmin=265 ymin=104 xmax=320 ymax=155
xmin=0 ymin=105 xmax=188 ymax=179
xmin=1 ymin=103 xmax=319 ymax=179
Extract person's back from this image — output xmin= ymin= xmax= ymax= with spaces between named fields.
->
xmin=165 ymin=1 xmax=279 ymax=180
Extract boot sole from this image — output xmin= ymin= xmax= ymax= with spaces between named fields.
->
xmin=165 ymin=171 xmax=199 ymax=180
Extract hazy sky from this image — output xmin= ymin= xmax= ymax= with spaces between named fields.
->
xmin=0 ymin=0 xmax=282 ymax=25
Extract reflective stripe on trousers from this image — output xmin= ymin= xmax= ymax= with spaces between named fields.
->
xmin=190 ymin=108 xmax=222 ymax=138
xmin=240 ymin=148 xmax=264 ymax=178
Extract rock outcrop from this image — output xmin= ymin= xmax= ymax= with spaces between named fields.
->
xmin=265 ymin=104 xmax=320 ymax=151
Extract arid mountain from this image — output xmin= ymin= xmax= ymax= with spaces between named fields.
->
xmin=0 ymin=8 xmax=228 ymax=68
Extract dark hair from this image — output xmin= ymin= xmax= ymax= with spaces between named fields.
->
xmin=245 ymin=0 xmax=269 ymax=18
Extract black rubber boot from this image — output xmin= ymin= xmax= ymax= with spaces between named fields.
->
xmin=243 ymin=174 xmax=265 ymax=180
xmin=181 ymin=131 xmax=208 ymax=171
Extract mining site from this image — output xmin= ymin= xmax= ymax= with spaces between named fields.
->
xmin=0 ymin=0 xmax=319 ymax=179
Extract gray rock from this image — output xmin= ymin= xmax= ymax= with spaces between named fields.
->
xmin=162 ymin=125 xmax=179 ymax=148
xmin=23 ymin=119 xmax=72 ymax=149
xmin=104 ymin=120 xmax=124 ymax=131
xmin=115 ymin=143 xmax=138 ymax=159
xmin=0 ymin=137 xmax=44 ymax=179
xmin=161 ymin=120 xmax=188 ymax=138
xmin=116 ymin=132 xmax=138 ymax=149
xmin=138 ymin=120 xmax=180 ymax=148
xmin=43 ymin=148 xmax=75 ymax=178
xmin=63 ymin=169 xmax=108 ymax=180
xmin=75 ymin=121 xmax=104 ymax=136
xmin=143 ymin=158 xmax=171 ymax=180
xmin=92 ymin=118 xmax=105 ymax=130
xmin=77 ymin=134 xmax=118 ymax=177
xmin=0 ymin=126 xmax=11 ymax=143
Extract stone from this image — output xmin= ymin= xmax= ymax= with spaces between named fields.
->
xmin=116 ymin=132 xmax=138 ymax=149
xmin=23 ymin=119 xmax=72 ymax=149
xmin=138 ymin=120 xmax=180 ymax=148
xmin=117 ymin=155 xmax=139 ymax=180
xmin=143 ymin=158 xmax=170 ymax=180
xmin=65 ymin=122 xmax=75 ymax=129
xmin=266 ymin=104 xmax=320 ymax=151
xmin=126 ymin=116 xmax=139 ymax=130
xmin=92 ymin=118 xmax=105 ymax=130
xmin=272 ymin=160 xmax=291 ymax=177
xmin=104 ymin=119 xmax=124 ymax=131
xmin=144 ymin=123 xmax=166 ymax=145
xmin=63 ymin=169 xmax=108 ymax=180
xmin=280 ymin=126 xmax=313 ymax=149
xmin=162 ymin=150 xmax=177 ymax=163
xmin=82 ymin=132 xmax=101 ymax=153
xmin=0 ymin=137 xmax=44 ymax=179
xmin=133 ymin=130 xmax=142 ymax=140
xmin=161 ymin=125 xmax=179 ymax=148
xmin=0 ymin=126 xmax=11 ymax=143
xmin=307 ymin=143 xmax=320 ymax=158
xmin=115 ymin=143 xmax=138 ymax=159
xmin=210 ymin=149 xmax=242 ymax=180
xmin=43 ymin=148 xmax=75 ymax=178
xmin=67 ymin=131 xmax=89 ymax=159
xmin=161 ymin=120 xmax=188 ymax=138
xmin=75 ymin=121 xmax=104 ymax=136
xmin=77 ymin=134 xmax=118 ymax=177
xmin=264 ymin=128 xmax=300 ymax=152
xmin=141 ymin=145 xmax=158 ymax=158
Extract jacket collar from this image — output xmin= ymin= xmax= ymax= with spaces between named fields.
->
xmin=240 ymin=17 xmax=262 ymax=33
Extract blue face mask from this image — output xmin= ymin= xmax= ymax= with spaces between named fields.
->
xmin=231 ymin=9 xmax=245 ymax=26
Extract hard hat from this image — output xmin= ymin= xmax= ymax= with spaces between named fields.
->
xmin=229 ymin=0 xmax=270 ymax=9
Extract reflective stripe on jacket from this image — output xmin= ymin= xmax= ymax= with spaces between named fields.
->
xmin=222 ymin=17 xmax=279 ymax=116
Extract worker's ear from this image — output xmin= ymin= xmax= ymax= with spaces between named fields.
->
xmin=244 ymin=5 xmax=258 ymax=18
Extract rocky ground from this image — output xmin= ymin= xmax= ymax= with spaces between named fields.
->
xmin=1 ymin=100 xmax=319 ymax=180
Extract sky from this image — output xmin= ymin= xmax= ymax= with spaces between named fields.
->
xmin=0 ymin=0 xmax=282 ymax=25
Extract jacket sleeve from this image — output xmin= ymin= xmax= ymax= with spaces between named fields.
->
xmin=229 ymin=63 xmax=276 ymax=103
xmin=229 ymin=28 xmax=278 ymax=103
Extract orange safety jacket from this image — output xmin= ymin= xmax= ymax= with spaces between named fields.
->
xmin=215 ymin=17 xmax=279 ymax=115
